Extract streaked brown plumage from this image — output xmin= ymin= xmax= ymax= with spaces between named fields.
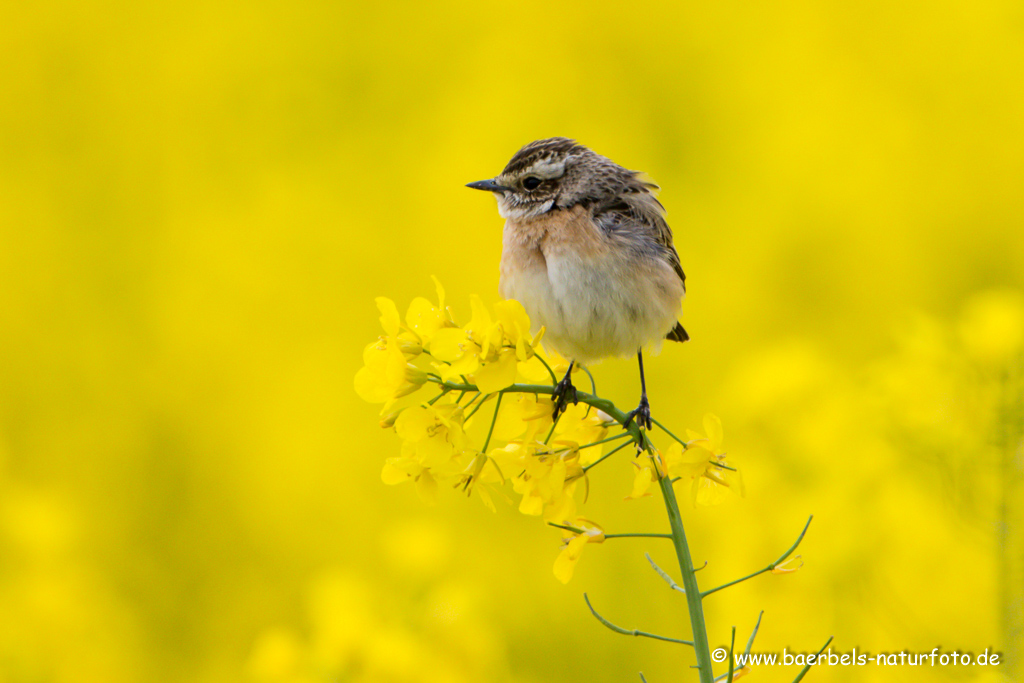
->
xmin=467 ymin=137 xmax=687 ymax=428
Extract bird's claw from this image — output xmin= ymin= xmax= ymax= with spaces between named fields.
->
xmin=551 ymin=374 xmax=578 ymax=420
xmin=624 ymin=394 xmax=652 ymax=431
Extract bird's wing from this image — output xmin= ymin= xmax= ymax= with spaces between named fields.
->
xmin=592 ymin=188 xmax=686 ymax=293
xmin=592 ymin=185 xmax=689 ymax=342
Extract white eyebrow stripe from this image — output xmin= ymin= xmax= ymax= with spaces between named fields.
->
xmin=526 ymin=159 xmax=566 ymax=179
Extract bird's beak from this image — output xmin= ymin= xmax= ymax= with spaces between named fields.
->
xmin=466 ymin=178 xmax=511 ymax=193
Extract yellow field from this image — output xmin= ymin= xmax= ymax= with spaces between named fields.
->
xmin=0 ymin=1 xmax=1021 ymax=681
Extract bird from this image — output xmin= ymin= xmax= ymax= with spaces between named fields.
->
xmin=466 ymin=137 xmax=688 ymax=430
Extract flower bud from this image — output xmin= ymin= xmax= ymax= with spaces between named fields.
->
xmin=393 ymin=364 xmax=428 ymax=399
xmin=378 ymin=409 xmax=403 ymax=429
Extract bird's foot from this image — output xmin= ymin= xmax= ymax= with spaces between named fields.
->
xmin=551 ymin=373 xmax=578 ymax=420
xmin=624 ymin=394 xmax=652 ymax=431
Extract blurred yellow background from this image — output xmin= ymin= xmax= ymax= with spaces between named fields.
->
xmin=1 ymin=1 xmax=1022 ymax=681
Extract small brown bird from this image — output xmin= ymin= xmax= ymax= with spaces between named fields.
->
xmin=467 ymin=137 xmax=688 ymax=429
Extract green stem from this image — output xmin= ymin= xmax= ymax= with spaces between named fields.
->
xmin=532 ymin=352 xmax=559 ymax=385
xmin=701 ymin=515 xmax=812 ymax=599
xmin=650 ymin=416 xmax=689 ymax=447
xmin=426 ymin=377 xmax=716 ymax=680
xmin=658 ymin=476 xmax=714 ymax=683
xmin=583 ymin=439 xmax=634 ymax=473
xmin=426 ymin=377 xmax=646 ymax=443
xmin=548 ymin=431 xmax=631 ymax=453
xmin=584 ymin=594 xmax=694 ymax=647
xmin=481 ymin=393 xmax=503 ymax=453
xmin=547 ymin=522 xmax=671 ymax=539
xmin=701 ymin=568 xmax=769 ymax=599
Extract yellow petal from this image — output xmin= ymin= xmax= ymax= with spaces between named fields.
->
xmin=354 ymin=366 xmax=390 ymax=403
xmin=476 ymin=485 xmax=497 ymax=513
xmin=519 ymin=492 xmax=544 ymax=516
xmin=430 ymin=275 xmax=446 ymax=312
xmin=416 ymin=470 xmax=438 ymax=505
xmin=382 ymin=459 xmax=416 ymax=485
xmin=406 ymin=297 xmax=445 ymax=341
xmin=417 ymin=433 xmax=453 ymax=468
xmin=703 ymin=414 xmax=723 ymax=451
xmin=542 ymin=489 xmax=577 ymax=523
xmin=474 ymin=348 xmax=518 ymax=393
xmin=494 ymin=299 xmax=531 ymax=343
xmin=395 ymin=406 xmax=432 ymax=441
xmin=771 ymin=555 xmax=804 ymax=574
xmin=692 ymin=473 xmax=731 ymax=507
xmin=626 ymin=466 xmax=653 ymax=500
xmin=376 ymin=297 xmax=401 ymax=337
xmin=429 ymin=327 xmax=469 ymax=362
xmin=467 ymin=295 xmax=492 ymax=342
xmin=553 ymin=534 xmax=590 ymax=584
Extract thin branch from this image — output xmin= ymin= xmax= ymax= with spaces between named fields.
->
xmin=532 ymin=353 xmax=559 ymax=385
xmin=792 ymin=637 xmax=834 ymax=682
xmin=606 ymin=533 xmax=674 ymax=540
xmin=701 ymin=516 xmax=813 ymax=599
xmin=547 ymin=522 xmax=671 ymax=539
xmin=464 ymin=393 xmax=492 ymax=421
xmin=481 ymin=393 xmax=503 ymax=453
xmin=639 ymin=674 xmax=648 ymax=683
xmin=650 ymin=417 xmax=688 ymax=447
xmin=424 ymin=378 xmax=643 ymax=442
xmin=583 ymin=594 xmax=694 ymax=647
xmin=645 ymin=553 xmax=685 ymax=593
xmin=550 ymin=431 xmax=632 ymax=453
xmin=771 ymin=515 xmax=814 ymax=567
xmin=543 ymin=412 xmax=561 ymax=445
xmin=583 ymin=439 xmax=635 ymax=473
xmin=701 ymin=568 xmax=771 ymax=600
xmin=713 ymin=612 xmax=765 ymax=681
xmin=743 ymin=611 xmax=764 ymax=657
xmin=426 ymin=389 xmax=450 ymax=405
xmin=580 ymin=365 xmax=598 ymax=396
xmin=726 ymin=626 xmax=736 ymax=683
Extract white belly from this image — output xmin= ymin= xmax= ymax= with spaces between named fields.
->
xmin=500 ymin=234 xmax=682 ymax=365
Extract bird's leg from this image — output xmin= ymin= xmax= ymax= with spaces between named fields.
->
xmin=551 ymin=361 xmax=578 ymax=419
xmin=624 ymin=351 xmax=652 ymax=431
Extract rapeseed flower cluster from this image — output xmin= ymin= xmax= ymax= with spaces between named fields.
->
xmin=356 ymin=282 xmax=744 ymax=582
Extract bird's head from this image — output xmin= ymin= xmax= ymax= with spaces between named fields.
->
xmin=467 ymin=137 xmax=649 ymax=220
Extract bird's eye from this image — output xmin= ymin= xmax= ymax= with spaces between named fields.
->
xmin=522 ymin=176 xmax=541 ymax=190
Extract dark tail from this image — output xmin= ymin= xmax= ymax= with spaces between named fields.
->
xmin=665 ymin=322 xmax=689 ymax=343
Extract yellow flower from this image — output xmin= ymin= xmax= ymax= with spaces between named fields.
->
xmin=493 ymin=299 xmax=543 ymax=362
xmin=490 ymin=393 xmax=554 ymax=442
xmin=404 ymin=276 xmax=450 ymax=346
xmin=354 ymin=339 xmax=427 ymax=405
xmin=375 ymin=296 xmax=425 ymax=356
xmin=473 ymin=347 xmax=519 ymax=394
xmin=381 ymin=402 xmax=471 ymax=504
xmin=626 ymin=459 xmax=655 ymax=500
xmin=490 ymin=441 xmax=580 ymax=522
xmin=456 ymin=450 xmax=510 ymax=512
xmin=665 ymin=414 xmax=744 ymax=506
xmin=550 ymin=402 xmax=611 ymax=466
xmin=429 ymin=296 xmax=544 ymax=393
xmin=380 ymin=455 xmax=439 ymax=505
xmin=429 ymin=327 xmax=482 ymax=381
xmin=553 ymin=519 xmax=605 ymax=584
xmin=394 ymin=404 xmax=466 ymax=469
